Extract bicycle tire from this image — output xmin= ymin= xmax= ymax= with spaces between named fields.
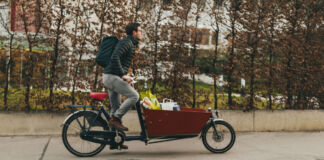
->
xmin=62 ymin=111 xmax=108 ymax=157
xmin=201 ymin=120 xmax=236 ymax=153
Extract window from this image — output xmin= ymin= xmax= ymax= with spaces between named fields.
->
xmin=10 ymin=0 xmax=44 ymax=33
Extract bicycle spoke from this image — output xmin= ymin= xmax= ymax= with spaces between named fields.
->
xmin=202 ymin=121 xmax=235 ymax=153
xmin=62 ymin=111 xmax=107 ymax=156
xmin=75 ymin=117 xmax=83 ymax=130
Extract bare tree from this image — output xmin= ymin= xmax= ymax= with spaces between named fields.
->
xmin=0 ymin=0 xmax=15 ymax=110
xmin=264 ymin=0 xmax=279 ymax=109
xmin=296 ymin=0 xmax=322 ymax=108
xmin=237 ymin=0 xmax=266 ymax=110
xmin=67 ymin=0 xmax=91 ymax=104
xmin=207 ymin=0 xmax=225 ymax=109
xmin=190 ymin=0 xmax=206 ymax=108
xmin=225 ymin=0 xmax=241 ymax=107
xmin=280 ymin=0 xmax=302 ymax=109
xmin=17 ymin=0 xmax=52 ymax=111
xmin=45 ymin=0 xmax=68 ymax=107
xmin=170 ymin=0 xmax=193 ymax=105
xmin=150 ymin=0 xmax=168 ymax=92
xmin=91 ymin=0 xmax=111 ymax=91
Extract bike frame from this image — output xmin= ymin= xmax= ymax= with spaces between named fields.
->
xmin=65 ymin=100 xmax=213 ymax=145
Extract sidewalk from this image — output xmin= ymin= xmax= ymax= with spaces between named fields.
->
xmin=1 ymin=132 xmax=324 ymax=160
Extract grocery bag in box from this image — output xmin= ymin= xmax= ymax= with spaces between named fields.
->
xmin=140 ymin=90 xmax=161 ymax=110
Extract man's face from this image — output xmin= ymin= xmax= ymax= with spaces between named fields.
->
xmin=133 ymin=27 xmax=142 ymax=40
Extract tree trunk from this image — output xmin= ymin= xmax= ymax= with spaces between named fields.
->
xmin=49 ymin=0 xmax=63 ymax=107
xmin=286 ymin=0 xmax=298 ymax=109
xmin=267 ymin=13 xmax=275 ymax=110
xmin=152 ymin=8 xmax=162 ymax=92
xmin=171 ymin=1 xmax=192 ymax=97
xmin=213 ymin=29 xmax=219 ymax=110
xmin=21 ymin=0 xmax=45 ymax=111
xmin=297 ymin=2 xmax=316 ymax=109
xmin=249 ymin=0 xmax=262 ymax=110
xmin=249 ymin=53 xmax=255 ymax=110
xmin=191 ymin=12 xmax=200 ymax=108
xmin=93 ymin=19 xmax=105 ymax=91
xmin=228 ymin=18 xmax=235 ymax=107
xmin=4 ymin=34 xmax=14 ymax=111
xmin=268 ymin=47 xmax=273 ymax=109
xmin=131 ymin=1 xmax=141 ymax=76
xmin=25 ymin=47 xmax=34 ymax=111
xmin=227 ymin=0 xmax=241 ymax=107
xmin=71 ymin=1 xmax=81 ymax=105
xmin=72 ymin=53 xmax=83 ymax=105
xmin=286 ymin=58 xmax=292 ymax=108
xmin=192 ymin=74 xmax=196 ymax=108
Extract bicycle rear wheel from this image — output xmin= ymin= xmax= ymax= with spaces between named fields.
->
xmin=62 ymin=111 xmax=108 ymax=157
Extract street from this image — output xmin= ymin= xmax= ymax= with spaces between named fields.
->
xmin=1 ymin=132 xmax=324 ymax=160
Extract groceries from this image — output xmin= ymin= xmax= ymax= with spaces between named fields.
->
xmin=140 ymin=90 xmax=161 ymax=110
xmin=140 ymin=90 xmax=180 ymax=111
xmin=160 ymin=98 xmax=179 ymax=111
xmin=141 ymin=97 xmax=161 ymax=110
xmin=142 ymin=97 xmax=152 ymax=108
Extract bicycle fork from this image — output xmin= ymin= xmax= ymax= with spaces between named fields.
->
xmin=209 ymin=109 xmax=222 ymax=138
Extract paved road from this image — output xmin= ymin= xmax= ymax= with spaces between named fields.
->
xmin=1 ymin=132 xmax=324 ymax=160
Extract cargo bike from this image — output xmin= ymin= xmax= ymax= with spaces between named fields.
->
xmin=61 ymin=81 xmax=235 ymax=157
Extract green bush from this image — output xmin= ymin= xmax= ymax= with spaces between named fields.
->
xmin=0 ymin=80 xmax=285 ymax=111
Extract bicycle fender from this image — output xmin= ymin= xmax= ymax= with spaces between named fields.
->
xmin=61 ymin=110 xmax=107 ymax=127
xmin=62 ymin=110 xmax=83 ymax=125
xmin=213 ymin=119 xmax=225 ymax=122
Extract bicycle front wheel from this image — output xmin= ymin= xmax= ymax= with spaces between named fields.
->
xmin=62 ymin=111 xmax=108 ymax=157
xmin=201 ymin=120 xmax=236 ymax=153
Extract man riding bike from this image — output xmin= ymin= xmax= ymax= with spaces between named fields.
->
xmin=102 ymin=22 xmax=142 ymax=149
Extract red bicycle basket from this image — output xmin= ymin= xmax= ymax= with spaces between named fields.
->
xmin=142 ymin=107 xmax=211 ymax=137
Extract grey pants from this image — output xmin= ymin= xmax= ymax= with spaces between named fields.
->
xmin=102 ymin=73 xmax=140 ymax=119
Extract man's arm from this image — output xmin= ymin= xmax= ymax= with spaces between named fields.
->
xmin=110 ymin=41 xmax=131 ymax=77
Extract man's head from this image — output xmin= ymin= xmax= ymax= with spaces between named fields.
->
xmin=125 ymin=22 xmax=142 ymax=40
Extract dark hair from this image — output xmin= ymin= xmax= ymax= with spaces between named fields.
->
xmin=125 ymin=22 xmax=140 ymax=36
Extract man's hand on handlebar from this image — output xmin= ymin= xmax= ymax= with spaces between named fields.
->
xmin=122 ymin=75 xmax=132 ymax=83
xmin=122 ymin=74 xmax=136 ymax=84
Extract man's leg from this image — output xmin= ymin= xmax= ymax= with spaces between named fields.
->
xmin=102 ymin=74 xmax=131 ymax=149
xmin=107 ymin=89 xmax=121 ymax=116
xmin=108 ymin=76 xmax=139 ymax=120
xmin=103 ymin=74 xmax=139 ymax=131
xmin=107 ymin=90 xmax=128 ymax=150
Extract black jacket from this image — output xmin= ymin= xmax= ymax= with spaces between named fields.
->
xmin=104 ymin=35 xmax=139 ymax=77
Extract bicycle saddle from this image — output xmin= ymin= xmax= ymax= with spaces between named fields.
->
xmin=90 ymin=92 xmax=108 ymax=100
